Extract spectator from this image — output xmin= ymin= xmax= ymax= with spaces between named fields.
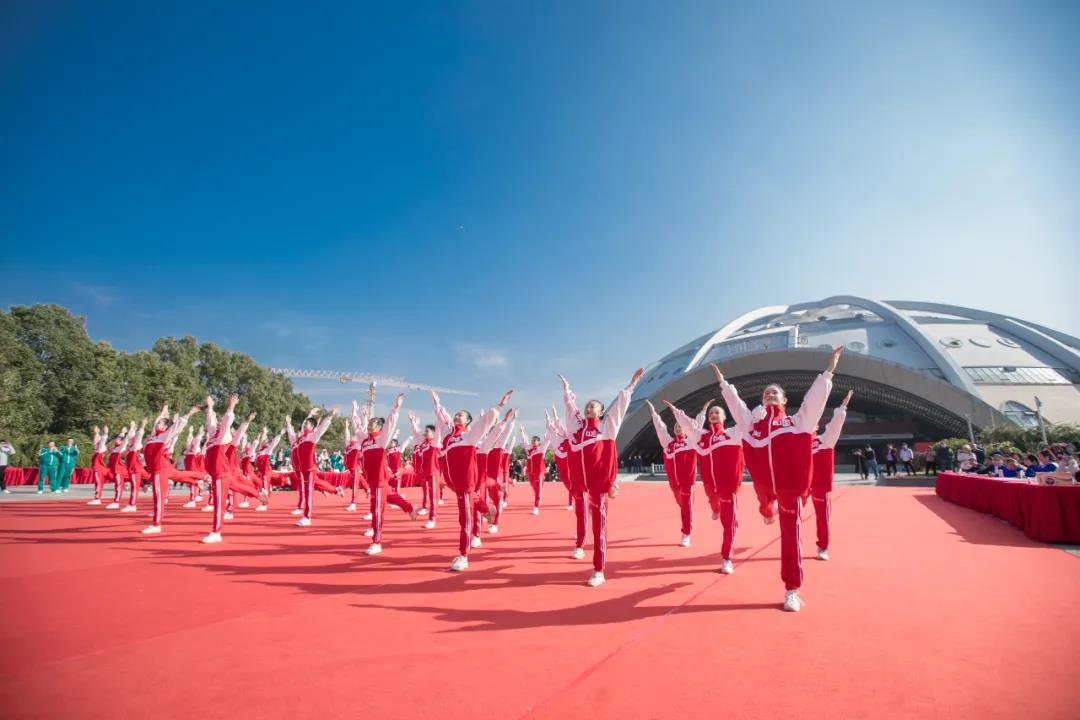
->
xmin=853 ymin=449 xmax=868 ymax=480
xmin=982 ymin=452 xmax=1005 ymax=476
xmin=935 ymin=443 xmax=953 ymax=474
xmin=999 ymin=456 xmax=1024 ymax=478
xmin=865 ymin=445 xmax=881 ymax=479
xmin=973 ymin=444 xmax=986 ymax=465
xmin=884 ymin=445 xmax=898 ymax=476
xmin=0 ymin=440 xmax=14 ymax=493
xmin=1025 ymin=449 xmax=1058 ymax=478
xmin=924 ymin=446 xmax=937 ymax=475
xmin=37 ymin=441 xmax=62 ymax=493
xmin=899 ymin=443 xmax=915 ymax=475
xmin=957 ymin=444 xmax=977 ymax=472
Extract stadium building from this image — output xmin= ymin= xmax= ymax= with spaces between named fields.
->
xmin=617 ymin=296 xmax=1080 ymax=462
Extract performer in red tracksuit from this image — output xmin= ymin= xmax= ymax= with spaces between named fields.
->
xmin=387 ymin=435 xmax=408 ymax=495
xmin=201 ymin=395 xmax=264 ymax=544
xmin=343 ymin=406 xmax=368 ymax=513
xmin=408 ymin=411 xmax=441 ymax=529
xmin=254 ymin=428 xmax=284 ymax=512
xmin=645 ymin=400 xmax=701 ymax=548
xmin=520 ymin=425 xmax=552 ymax=514
xmin=668 ymin=399 xmax=744 ymax=574
xmin=104 ymin=429 xmax=130 ymax=509
xmin=181 ymin=428 xmax=200 ymax=508
xmin=87 ymin=425 xmax=110 ymax=505
xmin=811 ymin=390 xmax=852 ymax=561
xmin=546 ymin=410 xmax=574 ymax=512
xmin=141 ymin=404 xmax=204 ymax=534
xmin=560 ymin=368 xmax=644 ymax=587
xmin=716 ymin=347 xmax=842 ymax=612
xmin=286 ymin=406 xmax=336 ymax=527
xmin=548 ymin=409 xmax=589 ymax=551
xmin=358 ymin=393 xmax=418 ymax=555
xmin=479 ymin=415 xmax=516 ymax=536
xmin=433 ymin=389 xmax=513 ymax=572
xmin=121 ymin=419 xmax=148 ymax=513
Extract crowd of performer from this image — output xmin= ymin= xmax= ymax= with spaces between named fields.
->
xmin=25 ymin=348 xmax=858 ymax=611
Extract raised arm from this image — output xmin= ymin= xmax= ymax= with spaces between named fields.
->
xmin=602 ymin=368 xmax=644 ymax=437
xmin=205 ymin=396 xmax=219 ymax=440
xmin=283 ymin=413 xmax=297 ymax=445
xmin=714 ymin=365 xmax=754 ymax=431
xmin=407 ymin=411 xmax=425 ymax=444
xmin=794 ymin=347 xmax=842 ymax=432
xmin=558 ymin=375 xmax=583 ymax=437
xmin=379 ymin=394 xmax=405 ymax=449
xmin=665 ymin=401 xmax=706 ymax=442
xmin=431 ymin=391 xmax=453 ymax=439
xmin=312 ymin=408 xmax=338 ymax=443
xmin=817 ymin=390 xmax=852 ymax=449
xmin=645 ymin=400 xmax=673 ymax=447
xmin=267 ymin=430 xmax=284 ymax=455
xmin=233 ymin=411 xmax=257 ymax=447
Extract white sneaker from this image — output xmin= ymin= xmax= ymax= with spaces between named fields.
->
xmin=182 ymin=500 xmax=197 ymax=508
xmin=586 ymin=571 xmax=606 ymax=587
xmin=255 ymin=504 xmax=268 ymax=512
xmin=719 ymin=559 xmax=734 ymax=574
xmin=449 ymin=555 xmax=468 ymax=571
xmin=363 ymin=512 xmax=373 ymax=521
xmin=764 ymin=515 xmax=776 ymax=525
xmin=290 ymin=508 xmax=303 ymax=516
xmin=711 ymin=511 xmax=719 ymax=520
xmin=571 ymin=547 xmax=585 ymax=560
xmin=423 ymin=520 xmax=436 ymax=529
xmin=296 ymin=517 xmax=311 ymax=527
xmin=121 ymin=505 xmax=137 ymax=513
xmin=224 ymin=512 xmax=234 ymax=520
xmin=202 ymin=505 xmax=214 ymax=512
xmin=363 ymin=528 xmax=375 ymax=537
xmin=36 ymin=490 xmax=43 ymax=494
xmin=87 ymin=499 xmax=102 ymax=505
xmin=366 ymin=543 xmax=383 ymax=556
xmin=345 ymin=503 xmax=357 ymax=512
xmin=438 ymin=499 xmax=445 ymax=506
xmin=410 ymin=507 xmax=420 ymax=520
xmin=783 ymin=590 xmax=804 ymax=612
xmin=532 ymin=507 xmax=540 ymax=515
xmin=817 ymin=548 xmax=830 ymax=561
xmin=680 ymin=534 xmax=691 ymax=548
xmin=501 ymin=500 xmax=507 ymax=510
xmin=470 ymin=535 xmax=482 ymax=549
xmin=201 ymin=532 xmax=222 ymax=544
xmin=142 ymin=525 xmax=162 ymax=535
xmin=487 ymin=525 xmax=499 ymax=535
xmin=566 ymin=504 xmax=573 ymax=511
xmin=417 ymin=507 xmax=429 ymax=516
xmin=106 ymin=501 xmax=119 ymax=508
xmin=238 ymin=500 xmax=250 ymax=509
xmin=64 ymin=488 xmax=70 ymax=493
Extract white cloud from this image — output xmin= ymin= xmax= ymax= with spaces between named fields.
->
xmin=456 ymin=343 xmax=509 ymax=370
xmin=72 ymin=282 xmax=114 ymax=307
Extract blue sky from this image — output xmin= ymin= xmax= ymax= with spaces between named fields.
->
xmin=2 ymin=0 xmax=1078 ymax=428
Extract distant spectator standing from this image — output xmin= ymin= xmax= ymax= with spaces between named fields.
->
xmin=923 ymin=446 xmax=936 ymax=475
xmin=853 ymin=449 xmax=868 ymax=480
xmin=957 ymin=445 xmax=977 ymax=472
xmin=37 ymin=441 xmax=62 ymax=493
xmin=884 ymin=445 xmax=898 ymax=476
xmin=0 ymin=440 xmax=14 ymax=492
xmin=899 ymin=443 xmax=915 ymax=475
xmin=865 ymin=445 xmax=881 ymax=479
xmin=934 ymin=443 xmax=953 ymax=474
xmin=57 ymin=438 xmax=80 ymax=493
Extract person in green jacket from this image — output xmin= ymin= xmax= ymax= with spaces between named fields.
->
xmin=57 ymin=438 xmax=80 ymax=493
xmin=38 ymin=441 xmax=62 ymax=493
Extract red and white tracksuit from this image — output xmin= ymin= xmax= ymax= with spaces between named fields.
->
xmin=475 ymin=416 xmax=515 ymax=533
xmin=362 ymin=426 xmax=415 ymax=546
xmin=256 ymin=433 xmax=283 ymax=505
xmin=811 ymin=406 xmax=847 ymax=551
xmin=107 ymin=440 xmax=129 ymax=503
xmin=550 ymin=412 xmax=588 ymax=548
xmin=670 ymin=406 xmax=746 ymax=561
xmin=90 ymin=432 xmax=108 ymax=500
xmin=721 ymin=370 xmax=833 ymax=591
xmin=564 ymin=380 xmax=635 ymax=573
xmin=521 ymin=426 xmax=552 ymax=509
xmin=204 ymin=407 xmax=262 ymax=535
xmin=388 ymin=443 xmax=404 ymax=494
xmin=144 ymin=417 xmax=203 ymax=528
xmin=434 ymin=396 xmax=501 ymax=558
xmin=408 ymin=415 xmax=441 ymax=520
xmin=288 ymin=414 xmax=335 ymax=522
xmin=123 ymin=430 xmax=147 ymax=507
xmin=648 ymin=407 xmax=699 ymax=537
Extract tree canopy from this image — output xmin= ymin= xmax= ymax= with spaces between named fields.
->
xmin=0 ymin=304 xmax=340 ymax=466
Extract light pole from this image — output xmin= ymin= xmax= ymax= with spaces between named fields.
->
xmin=1034 ymin=396 xmax=1049 ymax=446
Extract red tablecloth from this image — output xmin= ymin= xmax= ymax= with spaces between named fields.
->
xmin=936 ymin=471 xmax=1080 ymax=543
xmin=2 ymin=467 xmax=94 ymax=486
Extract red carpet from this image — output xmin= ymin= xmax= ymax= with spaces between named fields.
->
xmin=1 ymin=483 xmax=1078 ymax=720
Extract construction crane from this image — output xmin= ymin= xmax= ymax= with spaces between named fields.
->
xmin=271 ymin=368 xmax=477 ymax=414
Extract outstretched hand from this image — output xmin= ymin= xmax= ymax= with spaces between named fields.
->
xmin=841 ymin=389 xmax=854 ymax=408
xmin=645 ymin=399 xmax=656 ymax=413
xmin=498 ymin=389 xmax=514 ymax=407
xmin=247 ymin=411 xmax=257 ymax=422
xmin=629 ymin=367 xmax=644 ymax=388
xmin=701 ymin=397 xmax=714 ymax=414
xmin=827 ymin=346 xmax=844 ymax=373
xmin=710 ymin=363 xmax=724 ymax=385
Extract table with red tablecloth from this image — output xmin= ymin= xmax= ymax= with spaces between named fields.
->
xmin=2 ymin=467 xmax=95 ymax=487
xmin=935 ymin=471 xmax=1080 ymax=543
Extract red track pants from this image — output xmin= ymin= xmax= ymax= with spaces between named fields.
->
xmin=778 ymin=495 xmax=803 ymax=591
xmin=370 ymin=486 xmax=413 ymax=544
xmin=812 ymin=492 xmax=830 ymax=550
